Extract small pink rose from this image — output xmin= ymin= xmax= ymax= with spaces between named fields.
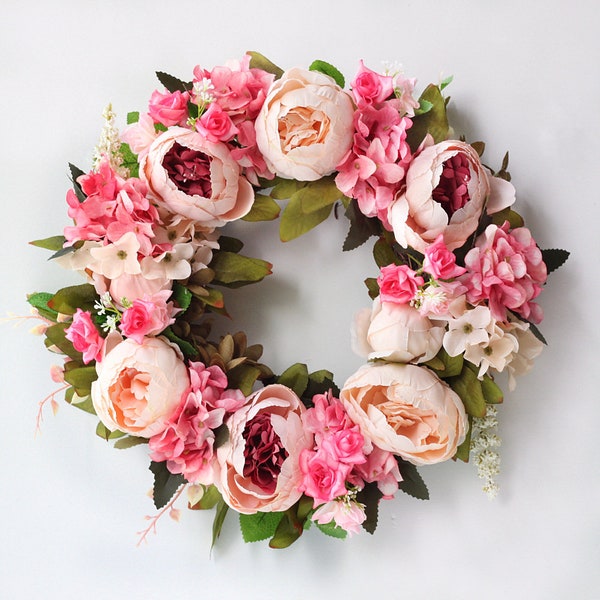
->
xmin=195 ymin=102 xmax=238 ymax=142
xmin=299 ymin=448 xmax=351 ymax=504
xmin=148 ymin=89 xmax=190 ymax=127
xmin=423 ymin=234 xmax=467 ymax=279
xmin=377 ymin=264 xmax=424 ymax=304
xmin=119 ymin=293 xmax=175 ymax=344
xmin=65 ymin=308 xmax=104 ymax=364
xmin=351 ymin=60 xmax=394 ymax=108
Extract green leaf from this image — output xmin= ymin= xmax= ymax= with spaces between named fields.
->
xmin=63 ymin=363 xmax=97 ymax=397
xmin=269 ymin=177 xmax=304 ymax=200
xmin=239 ymin=511 xmax=284 ymax=543
xmin=397 ymin=459 xmax=429 ymax=500
xmin=65 ymin=388 xmax=96 ymax=414
xmin=448 ymin=363 xmax=487 ymax=418
xmin=44 ymin=323 xmax=81 ymax=360
xmin=161 ymin=327 xmax=199 ymax=359
xmin=171 ymin=282 xmax=192 ymax=313
xmin=541 ymin=248 xmax=570 ymax=274
xmin=365 ymin=277 xmax=379 ymax=300
xmin=343 ymin=199 xmax=381 ymax=251
xmin=68 ymin=163 xmax=87 ymax=203
xmin=127 ymin=111 xmax=140 ymax=124
xmin=119 ymin=142 xmax=139 ymax=178
xmin=440 ymin=75 xmax=454 ymax=91
xmin=280 ymin=195 xmax=333 ymax=242
xmin=29 ymin=235 xmax=66 ymax=251
xmin=425 ymin=347 xmax=464 ymax=378
xmin=48 ymin=283 xmax=97 ymax=315
xmin=217 ymin=235 xmax=244 ymax=253
xmin=471 ymin=141 xmax=485 ymax=157
xmin=298 ymin=177 xmax=344 ymax=213
xmin=211 ymin=498 xmax=229 ymax=550
xmin=246 ymin=51 xmax=284 ymax=79
xmin=113 ymin=435 xmax=148 ymax=450
xmin=406 ymin=84 xmax=449 ymax=150
xmin=241 ymin=194 xmax=281 ymax=222
xmin=309 ymin=59 xmax=345 ymax=88
xmin=149 ymin=461 xmax=185 ymax=510
xmin=356 ymin=482 xmax=383 ymax=534
xmin=481 ymin=374 xmax=503 ymax=404
xmin=95 ymin=422 xmax=125 ymax=441
xmin=526 ymin=319 xmax=547 ymax=345
xmin=277 ymin=363 xmax=309 ymax=397
xmin=188 ymin=484 xmax=222 ymax=510
xmin=489 ymin=206 xmax=524 ymax=229
xmin=414 ymin=99 xmax=433 ymax=116
xmin=316 ymin=520 xmax=348 ymax=539
xmin=155 ymin=71 xmax=192 ymax=93
xmin=373 ymin=238 xmax=398 ymax=268
xmin=27 ymin=292 xmax=59 ymax=322
xmin=454 ymin=416 xmax=472 ymax=462
xmin=227 ymin=365 xmax=261 ymax=396
xmin=269 ymin=509 xmax=303 ymax=549
xmin=210 ymin=251 xmax=273 ymax=288
xmin=304 ymin=369 xmax=340 ymax=402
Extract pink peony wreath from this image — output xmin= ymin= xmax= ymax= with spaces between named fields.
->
xmin=26 ymin=52 xmax=568 ymax=548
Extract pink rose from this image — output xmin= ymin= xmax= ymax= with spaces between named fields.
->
xmin=140 ymin=127 xmax=254 ymax=228
xmin=352 ymin=298 xmax=444 ymax=364
xmin=298 ymin=448 xmax=351 ymax=504
xmin=377 ymin=264 xmax=424 ymax=304
xmin=388 ymin=140 xmax=515 ymax=252
xmin=119 ymin=292 xmax=175 ymax=344
xmin=255 ymin=68 xmax=355 ymax=181
xmin=216 ymin=384 xmax=312 ymax=514
xmin=352 ymin=445 xmax=402 ymax=497
xmin=351 ymin=60 xmax=394 ymax=108
xmin=91 ymin=336 xmax=189 ymax=437
xmin=148 ymin=89 xmax=190 ymax=127
xmin=195 ymin=102 xmax=238 ymax=142
xmin=65 ymin=308 xmax=104 ymax=364
xmin=423 ymin=234 xmax=467 ymax=279
xmin=462 ymin=223 xmax=547 ymax=323
xmin=341 ymin=363 xmax=468 ymax=465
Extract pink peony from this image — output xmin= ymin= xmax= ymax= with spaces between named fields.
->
xmin=377 ymin=264 xmax=424 ymax=304
xmin=216 ymin=384 xmax=312 ymax=514
xmin=148 ymin=89 xmax=190 ymax=127
xmin=65 ymin=308 xmax=104 ymax=364
xmin=462 ymin=223 xmax=547 ymax=323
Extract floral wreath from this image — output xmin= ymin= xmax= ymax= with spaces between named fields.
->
xmin=25 ymin=52 xmax=568 ymax=548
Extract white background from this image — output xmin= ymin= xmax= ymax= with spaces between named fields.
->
xmin=1 ymin=1 xmax=598 ymax=598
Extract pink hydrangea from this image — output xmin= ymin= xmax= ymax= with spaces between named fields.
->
xmin=65 ymin=309 xmax=104 ymax=364
xmin=377 ymin=264 xmax=424 ymax=304
xmin=462 ymin=223 xmax=547 ymax=323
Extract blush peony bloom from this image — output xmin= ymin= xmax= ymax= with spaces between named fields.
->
xmin=140 ymin=127 xmax=254 ymax=228
xmin=462 ymin=223 xmax=548 ymax=324
xmin=91 ymin=336 xmax=189 ymax=437
xmin=352 ymin=298 xmax=445 ymax=364
xmin=65 ymin=308 xmax=104 ymax=364
xmin=255 ymin=68 xmax=355 ymax=181
xmin=216 ymin=384 xmax=313 ymax=514
xmin=388 ymin=140 xmax=515 ymax=252
xmin=341 ymin=362 xmax=468 ymax=465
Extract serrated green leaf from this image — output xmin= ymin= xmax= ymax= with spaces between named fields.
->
xmin=541 ymin=248 xmax=570 ymax=274
xmin=304 ymin=369 xmax=340 ymax=402
xmin=454 ymin=416 xmax=472 ymax=463
xmin=414 ymin=99 xmax=433 ymax=116
xmin=63 ymin=363 xmax=97 ymax=397
xmin=440 ymin=75 xmax=454 ymax=91
xmin=119 ymin=142 xmax=139 ymax=178
xmin=241 ymin=194 xmax=281 ymax=222
xmin=343 ymin=199 xmax=382 ymax=251
xmin=240 ymin=511 xmax=284 ymax=543
xmin=406 ymin=84 xmax=449 ymax=150
xmin=149 ymin=461 xmax=185 ymax=510
xmin=280 ymin=195 xmax=333 ymax=242
xmin=246 ymin=51 xmax=284 ymax=79
xmin=277 ymin=363 xmax=309 ymax=397
xmin=481 ymin=374 xmax=503 ymax=404
xmin=210 ymin=251 xmax=272 ymax=288
xmin=155 ymin=71 xmax=192 ymax=93
xmin=29 ymin=236 xmax=66 ymax=251
xmin=316 ymin=520 xmax=348 ymax=539
xmin=309 ymin=59 xmax=345 ymax=88
xmin=127 ymin=111 xmax=140 ymax=124
xmin=356 ymin=482 xmax=383 ymax=534
xmin=490 ymin=207 xmax=524 ymax=229
xmin=298 ymin=177 xmax=344 ymax=214
xmin=449 ymin=363 xmax=487 ymax=418
xmin=211 ymin=498 xmax=229 ymax=550
xmin=48 ymin=284 xmax=97 ymax=315
xmin=113 ymin=435 xmax=148 ymax=450
xmin=470 ymin=141 xmax=485 ymax=157
xmin=269 ymin=509 xmax=303 ymax=549
xmin=397 ymin=459 xmax=429 ymax=500
xmin=27 ymin=292 xmax=59 ymax=321
xmin=44 ymin=323 xmax=81 ymax=360
xmin=68 ymin=163 xmax=86 ymax=202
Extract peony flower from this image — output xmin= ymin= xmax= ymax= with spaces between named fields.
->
xmin=388 ymin=140 xmax=515 ymax=252
xmin=255 ymin=68 xmax=354 ymax=181
xmin=91 ymin=336 xmax=189 ymax=437
xmin=216 ymin=384 xmax=313 ymax=514
xmin=65 ymin=308 xmax=104 ymax=364
xmin=341 ymin=362 xmax=468 ymax=465
xmin=352 ymin=298 xmax=445 ymax=364
xmin=140 ymin=127 xmax=254 ymax=228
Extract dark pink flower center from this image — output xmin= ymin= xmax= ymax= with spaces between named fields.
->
xmin=432 ymin=153 xmax=471 ymax=217
xmin=242 ymin=412 xmax=288 ymax=494
xmin=163 ymin=142 xmax=212 ymax=197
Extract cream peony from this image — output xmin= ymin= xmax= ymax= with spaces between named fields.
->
xmin=388 ymin=140 xmax=515 ymax=252
xmin=341 ymin=363 xmax=467 ymax=465
xmin=140 ymin=127 xmax=254 ymax=228
xmin=352 ymin=299 xmax=444 ymax=364
xmin=255 ymin=68 xmax=355 ymax=181
xmin=91 ymin=336 xmax=189 ymax=437
xmin=216 ymin=384 xmax=313 ymax=514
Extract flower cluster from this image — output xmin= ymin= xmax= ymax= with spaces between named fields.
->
xmin=27 ymin=52 xmax=567 ymax=548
